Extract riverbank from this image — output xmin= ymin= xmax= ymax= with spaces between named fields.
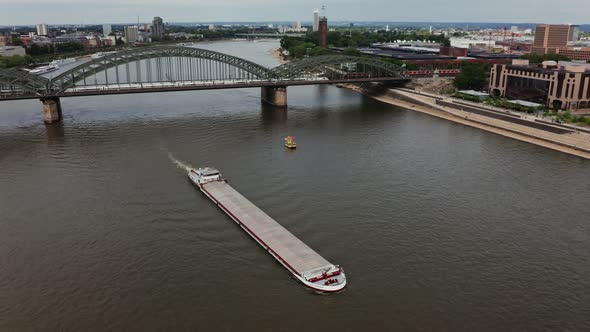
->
xmin=345 ymin=84 xmax=590 ymax=159
xmin=270 ymin=47 xmax=289 ymax=64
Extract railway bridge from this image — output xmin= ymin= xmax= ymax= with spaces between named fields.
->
xmin=0 ymin=46 xmax=410 ymax=123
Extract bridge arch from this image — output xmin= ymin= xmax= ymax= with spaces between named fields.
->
xmin=0 ymin=68 xmax=50 ymax=94
xmin=49 ymin=46 xmax=274 ymax=93
xmin=270 ymin=55 xmax=408 ymax=80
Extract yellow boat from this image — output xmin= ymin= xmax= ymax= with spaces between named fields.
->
xmin=284 ymin=136 xmax=297 ymax=149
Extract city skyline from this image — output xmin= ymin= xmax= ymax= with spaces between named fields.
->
xmin=0 ymin=0 xmax=589 ymax=26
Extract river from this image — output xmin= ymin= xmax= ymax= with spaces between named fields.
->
xmin=1 ymin=40 xmax=589 ymax=331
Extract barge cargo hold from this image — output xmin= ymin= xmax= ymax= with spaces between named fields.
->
xmin=188 ymin=167 xmax=346 ymax=293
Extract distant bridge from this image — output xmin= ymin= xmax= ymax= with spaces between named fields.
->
xmin=234 ymin=33 xmax=306 ymax=38
xmin=0 ymin=46 xmax=410 ymax=123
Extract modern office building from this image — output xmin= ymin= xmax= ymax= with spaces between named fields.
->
xmin=102 ymin=24 xmax=112 ymax=36
xmin=532 ymin=24 xmax=579 ymax=54
xmin=489 ymin=60 xmax=590 ymax=110
xmin=318 ymin=16 xmax=328 ymax=47
xmin=151 ymin=17 xmax=165 ymax=41
xmin=531 ymin=24 xmax=588 ymax=60
xmin=313 ymin=9 xmax=320 ymax=32
xmin=36 ymin=23 xmax=49 ymax=36
xmin=124 ymin=26 xmax=138 ymax=43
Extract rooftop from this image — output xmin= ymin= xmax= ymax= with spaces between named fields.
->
xmin=458 ymin=90 xmax=489 ymax=97
xmin=506 ymin=60 xmax=590 ymax=74
xmin=507 ymin=100 xmax=544 ymax=108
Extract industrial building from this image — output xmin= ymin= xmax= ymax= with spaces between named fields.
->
xmin=332 ymin=43 xmax=516 ymax=73
xmin=0 ymin=46 xmax=26 ymax=57
xmin=489 ymin=60 xmax=590 ymax=111
xmin=124 ymin=26 xmax=139 ymax=43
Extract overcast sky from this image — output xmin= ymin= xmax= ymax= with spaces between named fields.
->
xmin=0 ymin=0 xmax=588 ymax=25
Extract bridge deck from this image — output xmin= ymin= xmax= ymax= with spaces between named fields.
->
xmin=0 ymin=78 xmax=410 ymax=101
xmin=201 ymin=180 xmax=331 ymax=275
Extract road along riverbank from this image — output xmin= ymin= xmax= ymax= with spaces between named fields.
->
xmin=344 ymin=84 xmax=590 ymax=159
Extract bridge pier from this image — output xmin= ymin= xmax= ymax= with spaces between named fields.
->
xmin=261 ymin=86 xmax=287 ymax=107
xmin=40 ymin=97 xmax=62 ymax=123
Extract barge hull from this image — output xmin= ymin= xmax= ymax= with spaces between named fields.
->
xmin=196 ymin=179 xmax=346 ymax=292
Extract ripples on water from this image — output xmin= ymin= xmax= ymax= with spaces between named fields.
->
xmin=1 ymin=41 xmax=589 ymax=331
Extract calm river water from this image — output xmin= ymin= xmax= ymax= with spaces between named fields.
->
xmin=1 ymin=41 xmax=589 ymax=331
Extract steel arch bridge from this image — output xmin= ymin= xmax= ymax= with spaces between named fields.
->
xmin=48 ymin=46 xmax=275 ymax=93
xmin=270 ymin=55 xmax=408 ymax=80
xmin=0 ymin=46 xmax=410 ymax=122
xmin=1 ymin=46 xmax=408 ymax=98
xmin=0 ymin=67 xmax=51 ymax=95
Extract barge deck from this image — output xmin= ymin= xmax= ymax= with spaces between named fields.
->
xmin=189 ymin=168 xmax=346 ymax=293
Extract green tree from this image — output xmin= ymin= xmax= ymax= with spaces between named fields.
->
xmin=454 ymin=63 xmax=488 ymax=90
xmin=290 ymin=44 xmax=307 ymax=58
xmin=0 ymin=54 xmax=34 ymax=68
xmin=521 ymin=53 xmax=571 ymax=63
xmin=54 ymin=42 xmax=84 ymax=53
xmin=309 ymin=46 xmax=331 ymax=57
xmin=12 ymin=38 xmax=24 ymax=46
xmin=343 ymin=47 xmax=361 ymax=56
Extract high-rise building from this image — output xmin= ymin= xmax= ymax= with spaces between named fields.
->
xmin=532 ymin=24 xmax=579 ymax=54
xmin=313 ymin=9 xmax=320 ymax=32
xmin=102 ymin=24 xmax=112 ymax=36
xmin=124 ymin=26 xmax=138 ymax=43
xmin=152 ymin=16 xmax=165 ymax=41
xmin=36 ymin=23 xmax=48 ymax=36
xmin=318 ymin=17 xmax=328 ymax=48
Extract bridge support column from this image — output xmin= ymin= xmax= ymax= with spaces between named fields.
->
xmin=40 ymin=97 xmax=62 ymax=123
xmin=261 ymin=86 xmax=287 ymax=107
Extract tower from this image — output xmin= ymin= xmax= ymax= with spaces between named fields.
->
xmin=318 ymin=16 xmax=328 ymax=47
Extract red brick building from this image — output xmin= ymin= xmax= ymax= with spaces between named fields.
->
xmin=318 ymin=17 xmax=328 ymax=48
xmin=556 ymin=48 xmax=590 ymax=61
